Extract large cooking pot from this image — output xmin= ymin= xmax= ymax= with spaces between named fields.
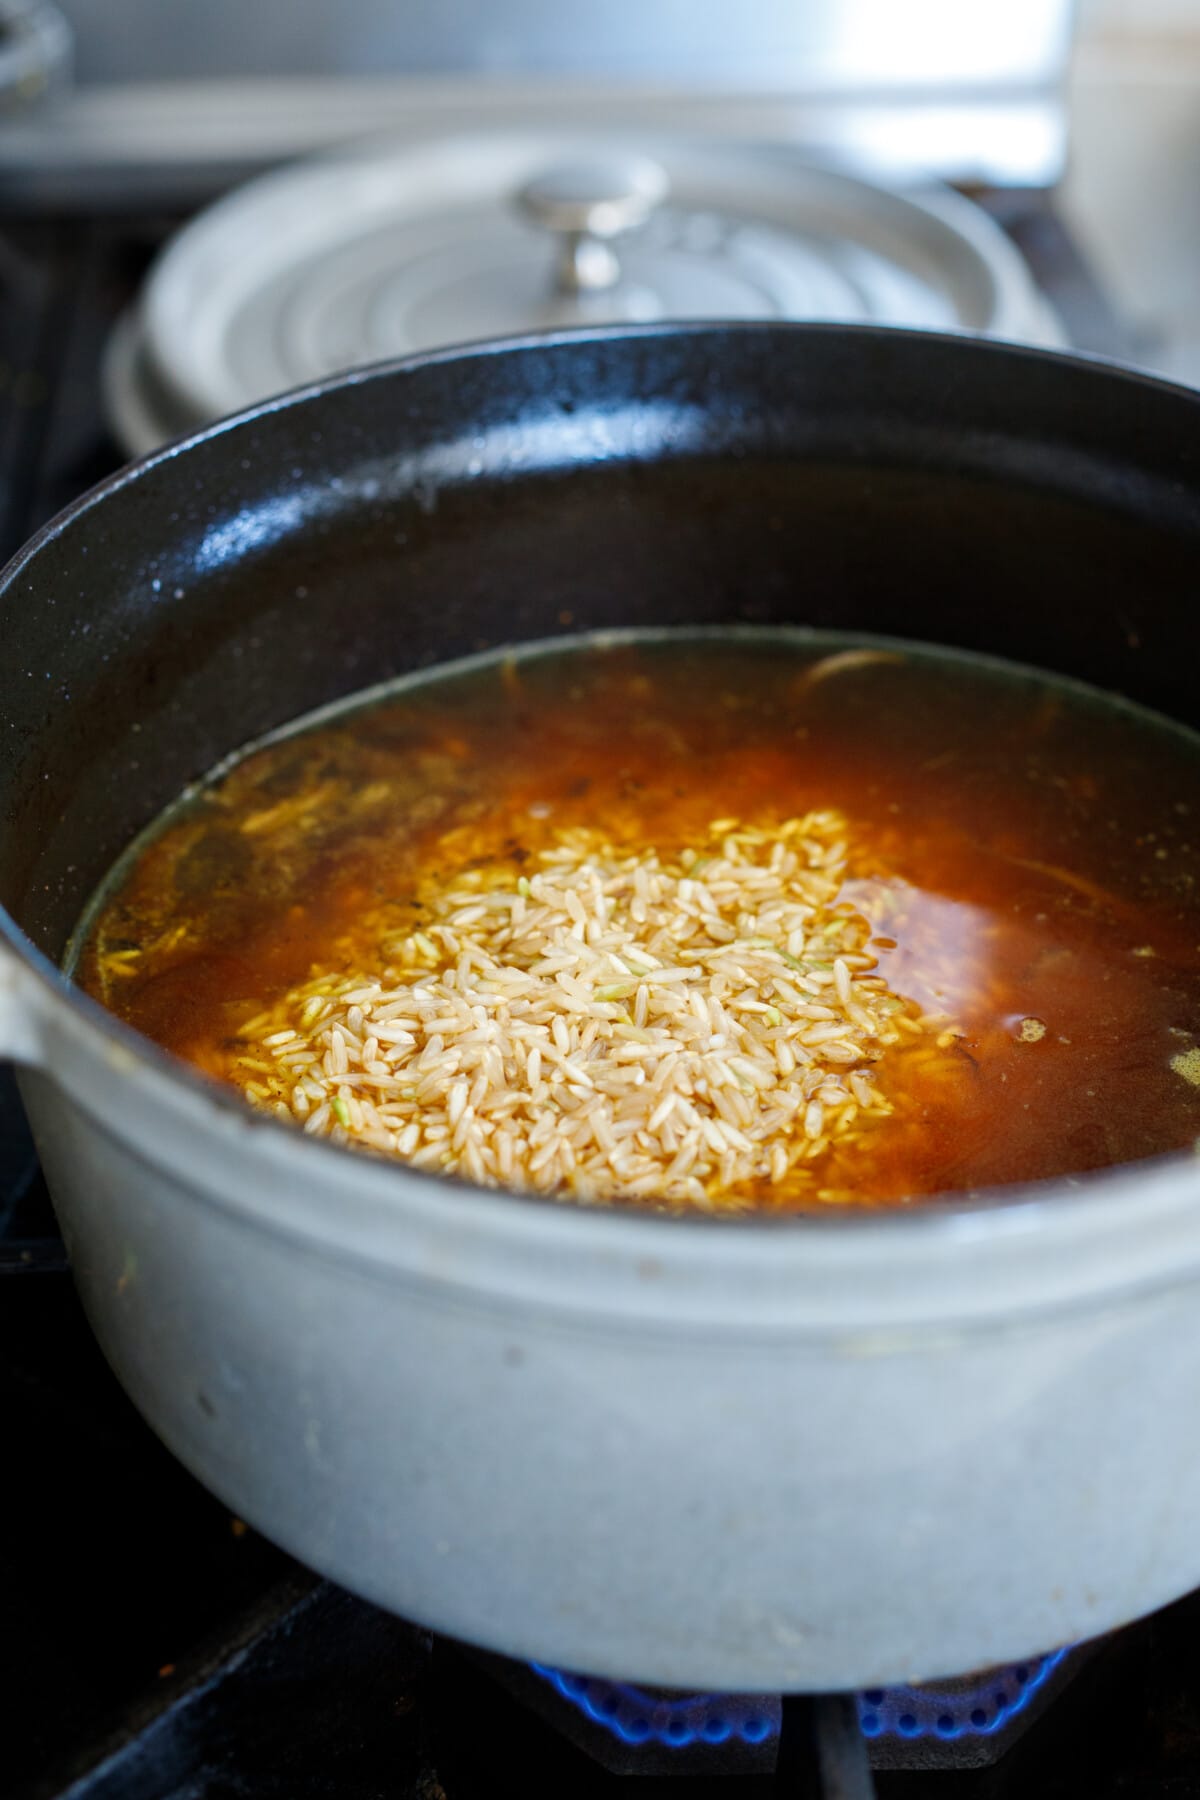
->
xmin=2 ymin=324 xmax=1200 ymax=1693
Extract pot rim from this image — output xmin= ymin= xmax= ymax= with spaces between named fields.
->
xmin=4 ymin=320 xmax=1200 ymax=1322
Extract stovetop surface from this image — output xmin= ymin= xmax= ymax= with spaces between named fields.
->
xmin=0 ymin=193 xmax=1181 ymax=1798
xmin=13 ymin=1235 xmax=1200 ymax=1800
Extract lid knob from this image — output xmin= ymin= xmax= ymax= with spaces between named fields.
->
xmin=517 ymin=156 xmax=669 ymax=295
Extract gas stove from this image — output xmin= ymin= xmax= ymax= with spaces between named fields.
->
xmin=8 ymin=1243 xmax=1200 ymax=1800
xmin=0 ymin=191 xmax=1173 ymax=1799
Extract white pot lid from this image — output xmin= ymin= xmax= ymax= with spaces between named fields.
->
xmin=105 ymin=130 xmax=1060 ymax=456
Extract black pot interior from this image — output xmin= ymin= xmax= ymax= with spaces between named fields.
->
xmin=3 ymin=323 xmax=1199 ymax=964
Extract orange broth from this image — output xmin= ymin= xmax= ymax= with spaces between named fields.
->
xmin=71 ymin=630 xmax=1200 ymax=1208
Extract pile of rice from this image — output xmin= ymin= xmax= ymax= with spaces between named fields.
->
xmin=232 ymin=814 xmax=953 ymax=1208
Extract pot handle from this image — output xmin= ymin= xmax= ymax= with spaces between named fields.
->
xmin=0 ymin=937 xmax=48 ymax=1067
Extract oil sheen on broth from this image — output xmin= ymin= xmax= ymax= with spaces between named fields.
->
xmin=73 ymin=632 xmax=1200 ymax=1210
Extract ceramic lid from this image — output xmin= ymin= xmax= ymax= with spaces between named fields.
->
xmin=106 ymin=130 xmax=1059 ymax=454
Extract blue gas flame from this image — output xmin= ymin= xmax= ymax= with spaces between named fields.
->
xmin=857 ymin=1647 xmax=1069 ymax=1741
xmin=529 ymin=1664 xmax=774 ymax=1748
xmin=530 ymin=1646 xmax=1070 ymax=1751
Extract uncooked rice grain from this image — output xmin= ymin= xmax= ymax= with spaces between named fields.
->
xmin=230 ymin=814 xmax=952 ymax=1209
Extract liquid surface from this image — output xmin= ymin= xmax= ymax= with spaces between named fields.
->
xmin=73 ymin=630 xmax=1200 ymax=1208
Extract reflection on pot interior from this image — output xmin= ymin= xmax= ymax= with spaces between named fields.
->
xmin=71 ymin=629 xmax=1200 ymax=1212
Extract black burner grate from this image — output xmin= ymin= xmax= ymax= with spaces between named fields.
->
xmin=20 ymin=1574 xmax=1200 ymax=1800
